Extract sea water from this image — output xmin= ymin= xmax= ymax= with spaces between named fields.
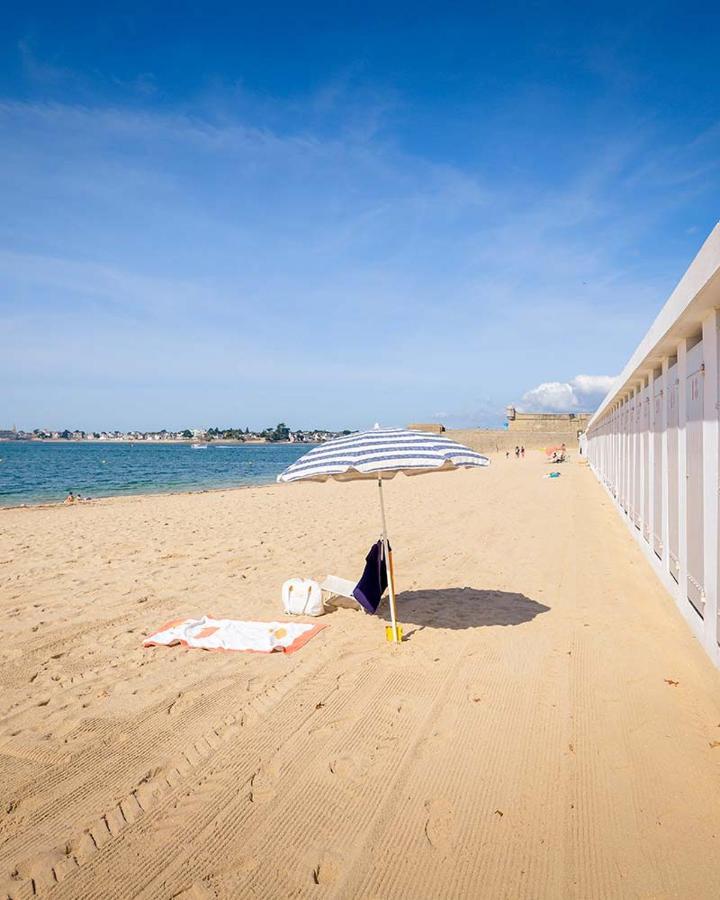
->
xmin=0 ymin=442 xmax=314 ymax=507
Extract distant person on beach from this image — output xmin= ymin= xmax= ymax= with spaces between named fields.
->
xmin=515 ymin=446 xmax=520 ymax=458
xmin=64 ymin=491 xmax=75 ymax=504
xmin=521 ymin=446 xmax=525 ymax=458
xmin=505 ymin=450 xmax=510 ymax=459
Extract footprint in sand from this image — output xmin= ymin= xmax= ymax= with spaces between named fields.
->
xmin=199 ymin=855 xmax=259 ymax=895
xmin=166 ymin=688 xmax=208 ymax=717
xmin=171 ymin=882 xmax=215 ymax=899
xmin=311 ymin=857 xmax=341 ymax=885
xmin=70 ymin=831 xmax=99 ymax=866
xmin=135 ymin=768 xmax=168 ymax=810
xmin=15 ymin=847 xmax=72 ymax=894
xmin=308 ymin=717 xmax=350 ymax=737
xmin=248 ymin=762 xmax=281 ymax=803
xmin=328 ymin=755 xmax=366 ymax=781
xmin=424 ymin=798 xmax=455 ymax=852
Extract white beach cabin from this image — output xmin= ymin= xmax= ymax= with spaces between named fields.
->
xmin=585 ymin=222 xmax=720 ymax=667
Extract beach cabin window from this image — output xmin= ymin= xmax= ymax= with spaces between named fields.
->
xmin=667 ymin=365 xmax=679 ymax=582
xmin=685 ymin=344 xmax=704 ymax=616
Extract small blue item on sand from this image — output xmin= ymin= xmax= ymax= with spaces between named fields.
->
xmin=544 ymin=471 xmax=561 ymax=479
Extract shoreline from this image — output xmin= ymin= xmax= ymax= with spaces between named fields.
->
xmin=0 ymin=476 xmax=287 ymax=512
xmin=0 ymin=440 xmax=323 ymax=510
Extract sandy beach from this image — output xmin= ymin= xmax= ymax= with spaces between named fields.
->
xmin=2 ymin=453 xmax=720 ymax=899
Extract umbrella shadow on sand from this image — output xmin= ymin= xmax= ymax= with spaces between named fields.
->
xmin=377 ymin=588 xmax=550 ymax=637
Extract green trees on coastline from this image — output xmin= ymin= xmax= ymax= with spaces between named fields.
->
xmin=264 ymin=422 xmax=290 ymax=442
xmin=206 ymin=423 xmax=291 ymax=441
xmin=206 ymin=426 xmax=250 ymax=440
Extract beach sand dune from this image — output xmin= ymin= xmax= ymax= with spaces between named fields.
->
xmin=2 ymin=456 xmax=720 ymax=898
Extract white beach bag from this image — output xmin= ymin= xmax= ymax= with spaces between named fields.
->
xmin=282 ymin=578 xmax=325 ymax=617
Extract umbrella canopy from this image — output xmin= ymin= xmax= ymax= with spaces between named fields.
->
xmin=277 ymin=427 xmax=490 ymax=483
xmin=277 ymin=428 xmax=490 ymax=643
xmin=544 ymin=444 xmax=566 ymax=457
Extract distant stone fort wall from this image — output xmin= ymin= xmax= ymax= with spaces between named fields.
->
xmin=504 ymin=407 xmax=591 ymax=434
xmin=407 ymin=423 xmax=445 ymax=433
xmin=445 ymin=429 xmax=580 ymax=454
xmin=411 ymin=409 xmax=590 ymax=454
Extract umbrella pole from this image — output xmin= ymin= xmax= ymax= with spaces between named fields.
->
xmin=377 ymin=476 xmax=400 ymax=642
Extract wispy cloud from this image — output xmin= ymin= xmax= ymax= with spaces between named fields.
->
xmin=18 ymin=39 xmax=75 ymax=86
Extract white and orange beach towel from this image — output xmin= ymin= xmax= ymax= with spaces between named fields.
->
xmin=143 ymin=616 xmax=326 ymax=654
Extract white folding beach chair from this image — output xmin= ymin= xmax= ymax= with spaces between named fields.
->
xmin=320 ymin=575 xmax=362 ymax=610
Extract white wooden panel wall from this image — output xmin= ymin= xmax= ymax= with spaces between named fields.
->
xmin=585 ymin=308 xmax=720 ymax=668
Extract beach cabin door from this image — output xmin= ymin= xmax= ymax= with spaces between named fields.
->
xmin=633 ymin=396 xmax=642 ymax=529
xmin=652 ymin=377 xmax=663 ymax=558
xmin=642 ymin=387 xmax=650 ymax=542
xmin=667 ymin=364 xmax=680 ymax=582
xmin=624 ymin=401 xmax=631 ymax=515
xmin=620 ymin=404 xmax=627 ymax=512
xmin=625 ymin=400 xmax=635 ymax=521
xmin=686 ymin=346 xmax=704 ymax=616
xmin=611 ymin=411 xmax=618 ymax=497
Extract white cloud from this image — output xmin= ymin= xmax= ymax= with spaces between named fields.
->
xmin=518 ymin=374 xmax=616 ymax=413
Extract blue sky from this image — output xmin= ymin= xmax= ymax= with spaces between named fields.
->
xmin=2 ymin=2 xmax=719 ymax=431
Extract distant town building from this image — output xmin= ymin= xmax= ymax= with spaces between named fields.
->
xmin=19 ymin=424 xmax=350 ymax=443
xmin=0 ymin=425 xmax=18 ymax=440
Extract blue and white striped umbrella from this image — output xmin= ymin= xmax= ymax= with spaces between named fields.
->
xmin=277 ymin=427 xmax=490 ymax=483
xmin=278 ymin=428 xmax=489 ymax=643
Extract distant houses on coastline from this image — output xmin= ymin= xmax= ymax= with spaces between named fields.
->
xmin=0 ymin=423 xmax=350 ymax=444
